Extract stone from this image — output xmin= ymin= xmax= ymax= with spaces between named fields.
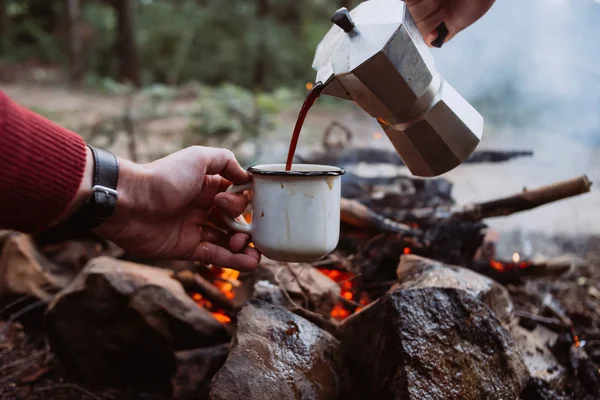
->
xmin=510 ymin=325 xmax=566 ymax=391
xmin=0 ymin=233 xmax=73 ymax=301
xmin=210 ymin=299 xmax=345 ymax=400
xmin=172 ymin=344 xmax=230 ymax=400
xmin=252 ymin=279 xmax=290 ymax=308
xmin=396 ymin=254 xmax=514 ymax=324
xmin=257 ymin=260 xmax=341 ymax=316
xmin=45 ymin=256 xmax=230 ymax=386
xmin=341 ymin=287 xmax=529 ymax=400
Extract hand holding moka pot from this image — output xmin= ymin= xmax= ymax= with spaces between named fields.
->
xmin=312 ymin=0 xmax=483 ymax=177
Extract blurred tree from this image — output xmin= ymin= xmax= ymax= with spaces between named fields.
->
xmin=340 ymin=0 xmax=354 ymax=9
xmin=0 ymin=0 xmax=6 ymax=41
xmin=68 ymin=0 xmax=84 ymax=85
xmin=111 ymin=0 xmax=140 ymax=86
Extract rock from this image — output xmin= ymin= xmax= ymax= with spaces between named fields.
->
xmin=210 ymin=299 xmax=345 ymax=400
xmin=511 ymin=325 xmax=566 ymax=391
xmin=0 ymin=233 xmax=73 ymax=301
xmin=341 ymin=287 xmax=529 ymax=400
xmin=396 ymin=254 xmax=514 ymax=324
xmin=257 ymin=260 xmax=341 ymax=316
xmin=45 ymin=256 xmax=229 ymax=386
xmin=252 ymin=279 xmax=290 ymax=308
xmin=172 ymin=344 xmax=230 ymax=400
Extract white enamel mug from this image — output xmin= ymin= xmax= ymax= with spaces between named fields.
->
xmin=222 ymin=164 xmax=345 ymax=263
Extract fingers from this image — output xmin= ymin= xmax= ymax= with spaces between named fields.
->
xmin=196 ymin=147 xmax=250 ymax=184
xmin=404 ymin=0 xmax=448 ymax=46
xmin=191 ymin=241 xmax=259 ymax=271
xmin=213 ymin=192 xmax=250 ymax=219
xmin=229 ymin=232 xmax=252 ymax=253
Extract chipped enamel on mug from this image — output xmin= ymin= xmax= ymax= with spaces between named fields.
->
xmin=222 ymin=164 xmax=345 ymax=263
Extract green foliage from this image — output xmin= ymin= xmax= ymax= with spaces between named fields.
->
xmin=190 ymin=83 xmax=295 ymax=138
xmin=1 ymin=0 xmax=339 ymax=90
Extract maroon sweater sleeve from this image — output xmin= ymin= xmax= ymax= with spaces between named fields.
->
xmin=0 ymin=90 xmax=87 ymax=233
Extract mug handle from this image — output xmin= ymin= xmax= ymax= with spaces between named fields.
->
xmin=221 ymin=183 xmax=253 ymax=234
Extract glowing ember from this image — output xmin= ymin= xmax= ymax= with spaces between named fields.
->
xmin=512 ymin=252 xmax=520 ymax=263
xmin=305 ymin=82 xmax=314 ymax=91
xmin=192 ymin=267 xmax=240 ymax=324
xmin=403 ymin=247 xmax=411 ymax=255
xmin=490 ymin=260 xmax=506 ymax=272
xmin=318 ymin=268 xmax=371 ymax=320
xmin=212 ymin=312 xmax=231 ymax=324
xmin=490 ymin=259 xmax=532 ymax=273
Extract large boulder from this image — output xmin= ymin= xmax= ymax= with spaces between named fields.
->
xmin=396 ymin=254 xmax=514 ymax=324
xmin=210 ymin=299 xmax=345 ymax=400
xmin=45 ymin=257 xmax=229 ymax=386
xmin=341 ymin=287 xmax=529 ymax=400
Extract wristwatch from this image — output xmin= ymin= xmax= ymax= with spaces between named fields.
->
xmin=37 ymin=145 xmax=119 ymax=243
xmin=73 ymin=145 xmax=120 ymax=230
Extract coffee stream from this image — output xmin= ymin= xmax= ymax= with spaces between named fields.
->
xmin=285 ymin=82 xmax=324 ymax=171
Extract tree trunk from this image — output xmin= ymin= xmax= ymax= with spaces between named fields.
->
xmin=340 ymin=0 xmax=353 ymax=9
xmin=0 ymin=0 xmax=6 ymax=42
xmin=112 ymin=0 xmax=140 ymax=86
xmin=67 ymin=0 xmax=84 ymax=86
xmin=253 ymin=0 xmax=270 ymax=90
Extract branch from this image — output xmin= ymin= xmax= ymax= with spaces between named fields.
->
xmin=341 ymin=197 xmax=422 ymax=236
xmin=453 ymin=175 xmax=592 ymax=221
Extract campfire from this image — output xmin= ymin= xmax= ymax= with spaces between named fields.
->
xmin=0 ymin=144 xmax=598 ymax=399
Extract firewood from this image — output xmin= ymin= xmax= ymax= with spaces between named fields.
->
xmin=340 ymin=197 xmax=422 ymax=235
xmin=453 ymin=175 xmax=592 ymax=221
xmin=174 ymin=270 xmax=235 ymax=312
xmin=469 ymin=259 xmax=573 ymax=283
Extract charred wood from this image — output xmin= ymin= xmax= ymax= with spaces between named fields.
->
xmin=454 ymin=175 xmax=592 ymax=221
xmin=340 ymin=197 xmax=421 ymax=236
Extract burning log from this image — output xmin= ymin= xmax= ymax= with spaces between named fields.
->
xmin=469 ymin=257 xmax=573 ymax=284
xmin=378 ymin=175 xmax=592 ymax=226
xmin=174 ymin=270 xmax=235 ymax=312
xmin=453 ymin=175 xmax=592 ymax=221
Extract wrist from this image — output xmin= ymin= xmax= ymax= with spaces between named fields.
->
xmin=93 ymin=158 xmax=146 ymax=234
xmin=59 ymin=146 xmax=95 ymax=224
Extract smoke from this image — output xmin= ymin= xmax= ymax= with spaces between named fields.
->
xmin=430 ymin=0 xmax=600 ymax=238
xmin=434 ymin=0 xmax=600 ymax=144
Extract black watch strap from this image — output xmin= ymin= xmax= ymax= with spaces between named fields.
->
xmin=36 ymin=145 xmax=119 ymax=243
xmin=86 ymin=145 xmax=120 ymax=227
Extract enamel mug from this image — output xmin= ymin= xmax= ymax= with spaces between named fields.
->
xmin=222 ymin=164 xmax=345 ymax=263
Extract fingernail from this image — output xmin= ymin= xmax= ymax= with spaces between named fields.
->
xmin=215 ymin=196 xmax=229 ymax=209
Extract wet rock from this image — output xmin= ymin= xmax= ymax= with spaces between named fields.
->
xmin=257 ymin=260 xmax=340 ymax=316
xmin=45 ymin=257 xmax=229 ymax=386
xmin=396 ymin=254 xmax=514 ymax=324
xmin=341 ymin=287 xmax=528 ymax=400
xmin=511 ymin=325 xmax=566 ymax=391
xmin=172 ymin=344 xmax=230 ymax=400
xmin=252 ymin=279 xmax=290 ymax=308
xmin=210 ymin=299 xmax=344 ymax=400
xmin=0 ymin=233 xmax=73 ymax=301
